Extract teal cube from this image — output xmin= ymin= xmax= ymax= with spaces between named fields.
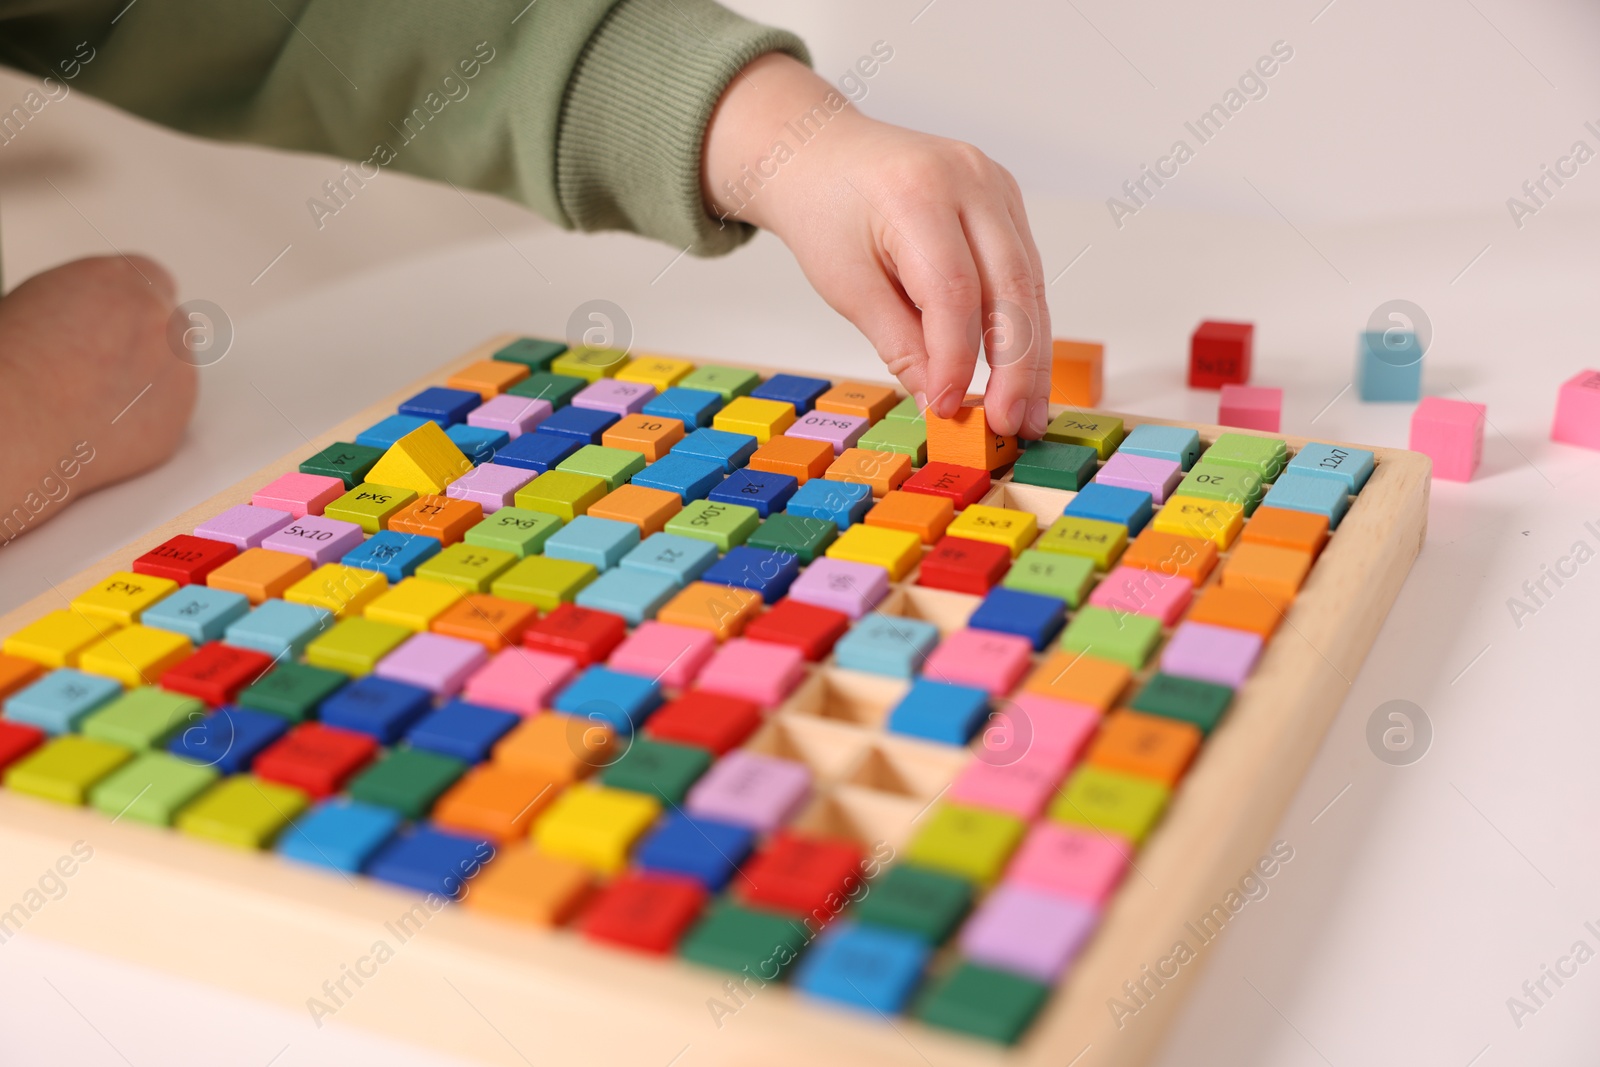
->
xmin=1357 ymin=330 xmax=1422 ymax=402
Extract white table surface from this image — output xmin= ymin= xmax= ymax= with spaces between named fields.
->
xmin=3 ymin=193 xmax=1599 ymax=1067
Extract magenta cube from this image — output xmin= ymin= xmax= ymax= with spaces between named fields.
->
xmin=786 ymin=557 xmax=889 ymax=619
xmin=251 ymin=472 xmax=345 ymax=518
xmin=571 ymin=379 xmax=654 ymax=417
xmin=685 ymin=751 xmax=811 ymax=832
xmin=469 ymin=394 xmax=552 ymax=439
xmin=959 ymin=883 xmax=1099 ymax=982
xmin=1159 ymin=621 xmax=1263 ymax=688
xmin=194 ymin=504 xmax=293 ymax=550
xmin=1218 ymin=384 xmax=1282 ymax=433
xmin=1094 ymin=452 xmax=1183 ymax=503
xmin=1409 ymin=395 xmax=1485 ymax=482
xmin=259 ymin=515 xmax=366 ymax=565
xmin=375 ymin=632 xmax=488 ymax=695
xmin=1551 ymin=370 xmax=1600 ymax=451
xmin=446 ymin=462 xmax=536 ymax=513
xmin=786 ymin=411 xmax=868 ymax=454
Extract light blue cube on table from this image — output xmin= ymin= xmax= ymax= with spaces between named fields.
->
xmin=833 ymin=615 xmax=941 ymax=678
xmin=1119 ymin=424 xmax=1202 ymax=470
xmin=544 ymin=515 xmax=641 ymax=571
xmin=576 ymin=568 xmax=680 ymax=625
xmin=1357 ymin=330 xmax=1422 ymax=402
xmin=4 ymin=669 xmax=122 ymax=735
xmin=141 ymin=585 xmax=251 ymax=644
xmin=1287 ymin=442 xmax=1375 ymax=494
xmin=1262 ymin=470 xmax=1351 ymax=529
xmin=619 ymin=533 xmax=718 ymax=585
xmin=225 ymin=600 xmax=333 ymax=659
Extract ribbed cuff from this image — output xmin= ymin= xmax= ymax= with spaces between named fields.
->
xmin=555 ymin=0 xmax=809 ymax=256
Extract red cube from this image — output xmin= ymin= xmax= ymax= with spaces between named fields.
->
xmin=581 ymin=871 xmax=707 ymax=954
xmin=918 ymin=536 xmax=1012 ymax=595
xmin=160 ymin=642 xmax=275 ymax=705
xmin=901 ymin=461 xmax=991 ymax=510
xmin=736 ymin=830 xmax=864 ymax=923
xmin=1189 ymin=320 xmax=1253 ymax=389
xmin=742 ymin=597 xmax=850 ymax=661
xmin=252 ymin=722 xmax=377 ymax=797
xmin=522 ymin=603 xmax=627 ymax=666
xmin=133 ymin=534 xmax=238 ymax=585
xmin=644 ymin=690 xmax=762 ymax=755
xmin=0 ymin=719 xmax=45 ymax=772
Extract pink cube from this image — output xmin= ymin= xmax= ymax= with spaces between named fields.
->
xmin=694 ymin=638 xmax=807 ymax=707
xmin=607 ymin=622 xmax=715 ymax=690
xmin=948 ymin=746 xmax=1073 ymax=819
xmin=252 ymin=472 xmax=345 ymax=518
xmin=1552 ymin=369 xmax=1600 ymax=451
xmin=461 ymin=646 xmax=578 ymax=715
xmin=921 ymin=628 xmax=1033 ymax=695
xmin=1086 ymin=565 xmax=1193 ymax=625
xmin=1409 ymin=396 xmax=1485 ymax=482
xmin=1005 ymin=822 xmax=1131 ymax=906
xmin=1217 ymin=384 xmax=1282 ymax=432
xmin=992 ymin=693 xmax=1101 ymax=762
xmin=375 ymin=632 xmax=487 ymax=695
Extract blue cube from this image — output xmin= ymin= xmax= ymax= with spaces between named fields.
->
xmin=708 ymin=469 xmax=798 ymax=518
xmin=1261 ymin=469 xmax=1351 ymax=529
xmin=1357 ymin=330 xmax=1423 ymax=402
xmin=1287 ymin=442 xmax=1375 ymax=494
xmin=553 ymin=666 xmax=662 ymax=734
xmin=5 ymin=669 xmax=122 ymax=735
xmin=751 ymin=373 xmax=829 ymax=415
xmin=167 ymin=705 xmax=289 ymax=774
xmin=446 ymin=424 xmax=509 ymax=465
xmin=138 ymin=585 xmax=250 ymax=645
xmin=341 ymin=530 xmax=440 ymax=583
xmin=356 ymin=414 xmax=431 ymax=450
xmin=279 ymin=799 xmax=401 ymax=872
xmin=1119 ymin=424 xmax=1202 ymax=470
xmin=399 ymin=386 xmax=480 ymax=426
xmin=404 ymin=700 xmax=519 ymax=763
xmin=675 ymin=428 xmax=758 ymax=472
xmin=887 ymin=679 xmax=990 ymax=745
xmin=544 ymin=515 xmax=641 ymax=571
xmin=537 ymin=405 xmax=617 ymax=445
xmin=619 ymin=533 xmax=718 ymax=584
xmin=632 ymin=453 xmax=725 ymax=503
xmin=644 ymin=387 xmax=722 ymax=429
xmin=493 ymin=431 xmax=581 ymax=473
xmin=574 ymin=568 xmax=680 ymax=625
xmin=224 ymin=600 xmax=333 ymax=659
xmin=832 ymin=615 xmax=940 ymax=678
xmin=967 ymin=587 xmax=1066 ymax=650
xmin=794 ymin=922 xmax=931 ymax=1014
xmin=787 ymin=478 xmax=873 ymax=529
xmin=634 ymin=812 xmax=755 ymax=890
xmin=701 ymin=546 xmax=801 ymax=604
xmin=318 ymin=676 xmax=434 ymax=744
xmin=1065 ymin=481 xmax=1154 ymax=534
xmin=364 ymin=825 xmax=492 ymax=899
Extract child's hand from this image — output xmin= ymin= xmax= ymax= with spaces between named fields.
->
xmin=704 ymin=54 xmax=1051 ymax=438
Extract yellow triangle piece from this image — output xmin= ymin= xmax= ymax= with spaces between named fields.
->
xmin=365 ymin=421 xmax=472 ymax=495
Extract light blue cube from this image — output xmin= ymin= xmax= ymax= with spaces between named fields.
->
xmin=674 ymin=428 xmax=758 ymax=473
xmin=1119 ymin=424 xmax=1202 ymax=470
xmin=4 ymin=669 xmax=122 ymax=735
xmin=576 ymin=568 xmax=680 ymax=625
xmin=225 ymin=600 xmax=333 ymax=659
xmin=833 ymin=615 xmax=941 ymax=678
xmin=619 ymin=533 xmax=718 ymax=584
xmin=278 ymin=799 xmax=402 ymax=872
xmin=1287 ymin=442 xmax=1375 ymax=494
xmin=787 ymin=478 xmax=873 ymax=530
xmin=1261 ymin=470 xmax=1350 ymax=529
xmin=141 ymin=585 xmax=251 ymax=644
xmin=544 ymin=515 xmax=641 ymax=571
xmin=1357 ymin=331 xmax=1422 ymax=402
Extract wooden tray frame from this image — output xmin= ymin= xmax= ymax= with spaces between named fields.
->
xmin=0 ymin=336 xmax=1430 ymax=1067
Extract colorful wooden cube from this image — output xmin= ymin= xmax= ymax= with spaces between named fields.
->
xmin=1188 ymin=320 xmax=1252 ymax=388
xmin=1552 ymin=369 xmax=1600 ymax=451
xmin=1409 ymin=396 xmax=1485 ymax=482
xmin=925 ymin=404 xmax=1019 ymax=472
xmin=1217 ymin=384 xmax=1281 ymax=432
xmin=1049 ymin=339 xmax=1103 ymax=406
xmin=1357 ymin=330 xmax=1423 ymax=402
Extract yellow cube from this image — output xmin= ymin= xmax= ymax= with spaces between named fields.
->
xmin=533 ymin=784 xmax=660 ymax=875
xmin=550 ymin=346 xmax=628 ymax=383
xmin=1152 ymin=494 xmax=1244 ymax=550
xmin=324 ymin=483 xmax=417 ymax=534
xmin=364 ymin=422 xmax=472 ymax=495
xmin=79 ymin=625 xmax=192 ymax=687
xmin=615 ymin=355 xmax=694 ymax=391
xmin=71 ymin=571 xmax=179 ymax=626
xmin=363 ymin=578 xmax=463 ymax=631
xmin=945 ymin=504 xmax=1038 ymax=558
xmin=415 ymin=543 xmax=518 ymax=594
xmin=825 ymin=524 xmax=923 ymax=581
xmin=712 ymin=396 xmax=796 ymax=444
xmin=304 ymin=617 xmax=411 ymax=675
xmin=284 ymin=564 xmax=388 ymax=618
xmin=3 ymin=610 xmax=122 ymax=669
xmin=514 ymin=471 xmax=609 ymax=522
xmin=1036 ymin=516 xmax=1128 ymax=570
xmin=177 ymin=775 xmax=309 ymax=849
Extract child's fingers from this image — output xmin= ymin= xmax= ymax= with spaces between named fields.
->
xmin=1000 ymin=176 xmax=1054 ymax=436
xmin=964 ymin=203 xmax=1050 ymax=437
xmin=826 ymin=270 xmax=932 ymax=402
xmin=886 ymin=206 xmax=984 ymax=421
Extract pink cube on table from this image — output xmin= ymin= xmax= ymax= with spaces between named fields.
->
xmin=1087 ymin=565 xmax=1193 ymax=626
xmin=251 ymin=472 xmax=345 ymax=518
xmin=1005 ymin=822 xmax=1131 ymax=906
xmin=1218 ymin=384 xmax=1282 ymax=432
xmin=1094 ymin=452 xmax=1183 ymax=504
xmin=375 ymin=632 xmax=488 ymax=695
xmin=988 ymin=693 xmax=1101 ymax=764
xmin=694 ymin=638 xmax=807 ymax=708
xmin=447 ymin=462 xmax=536 ymax=513
xmin=1159 ymin=621 xmax=1263 ymax=689
xmin=948 ymin=745 xmax=1074 ymax=820
xmin=469 ymin=394 xmax=552 ymax=439
xmin=786 ymin=411 xmax=868 ymax=455
xmin=194 ymin=504 xmax=293 ymax=550
xmin=1409 ymin=396 xmax=1485 ymax=481
xmin=921 ymin=628 xmax=1033 ymax=695
xmin=1551 ymin=370 xmax=1600 ymax=451
xmin=786 ymin=557 xmax=890 ymax=619
xmin=685 ymin=750 xmax=811 ymax=832
xmin=571 ymin=379 xmax=653 ymax=417
xmin=259 ymin=514 xmax=365 ymax=565
xmin=959 ymin=882 xmax=1100 ymax=982
xmin=461 ymin=646 xmax=579 ymax=715
xmin=607 ymin=622 xmax=716 ymax=690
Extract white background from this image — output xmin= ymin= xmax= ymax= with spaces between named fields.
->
xmin=2 ymin=1 xmax=1599 ymax=1064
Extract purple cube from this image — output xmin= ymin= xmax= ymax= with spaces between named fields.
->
xmin=1159 ymin=621 xmax=1263 ymax=688
xmin=468 ymin=394 xmax=552 ymax=439
xmin=194 ymin=504 xmax=293 ymax=550
xmin=446 ymin=462 xmax=536 ymax=513
xmin=685 ymin=751 xmax=811 ymax=832
xmin=259 ymin=514 xmax=366 ymax=566
xmin=571 ymin=378 xmax=654 ymax=417
xmin=959 ymin=883 xmax=1099 ymax=982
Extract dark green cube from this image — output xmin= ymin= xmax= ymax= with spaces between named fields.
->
xmin=347 ymin=748 xmax=466 ymax=818
xmin=492 ymin=337 xmax=567 ymax=371
xmin=747 ymin=511 xmax=837 ymax=562
xmin=1012 ymin=440 xmax=1098 ymax=490
xmin=507 ymin=372 xmax=586 ymax=409
xmin=600 ymin=737 xmax=711 ymax=805
xmin=300 ymin=442 xmax=384 ymax=489
xmin=679 ymin=901 xmax=809 ymax=978
xmin=852 ymin=864 xmax=972 ymax=942
xmin=915 ymin=962 xmax=1051 ymax=1044
xmin=1130 ymin=672 xmax=1233 ymax=734
xmin=237 ymin=661 xmax=347 ymax=721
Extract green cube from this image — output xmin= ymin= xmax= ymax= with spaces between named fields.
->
xmin=1201 ymin=431 xmax=1288 ymax=479
xmin=89 ymin=752 xmax=218 ymax=825
xmin=600 ymin=738 xmax=712 ymax=805
xmin=857 ymin=419 xmax=927 ymax=466
xmin=323 ymin=482 xmax=416 ymax=534
xmin=176 ymin=774 xmax=309 ymax=849
xmin=492 ymin=556 xmax=597 ymax=611
xmin=550 ymin=346 xmax=628 ymax=383
xmin=1131 ymin=672 xmax=1233 ymax=734
xmin=1057 ymin=605 xmax=1161 ymax=670
xmin=238 ymin=661 xmax=348 ymax=721
xmin=1177 ymin=460 xmax=1266 ymax=515
xmin=464 ymin=507 xmax=564 ymax=557
xmin=665 ymin=499 xmax=761 ymax=551
xmin=746 ymin=511 xmax=836 ymax=562
xmin=680 ymin=901 xmax=810 ymax=977
xmin=4 ymin=735 xmax=132 ymax=805
xmin=507 ymin=372 xmax=586 ymax=408
xmin=82 ymin=687 xmax=204 ymax=750
xmin=305 ymin=617 xmax=411 ymax=675
xmin=851 ymin=864 xmax=971 ymax=941
xmin=1002 ymin=549 xmax=1095 ymax=606
xmin=904 ymin=802 xmax=1025 ymax=885
xmin=415 ymin=542 xmax=518 ymax=594
xmin=915 ymin=962 xmax=1050 ymax=1044
xmin=1036 ymin=516 xmax=1127 ymax=570
xmin=514 ymin=470 xmax=609 ymax=521
xmin=678 ymin=365 xmax=759 ymax=401
xmin=1050 ymin=765 xmax=1169 ymax=843
xmin=1043 ymin=412 xmax=1125 ymax=459
xmin=299 ymin=442 xmax=384 ymax=489
xmin=557 ymin=445 xmax=647 ymax=491
xmin=492 ymin=336 xmax=567 ymax=371
xmin=348 ymin=748 xmax=466 ymax=818
xmin=1012 ymin=440 xmax=1098 ymax=490
xmin=884 ymin=396 xmax=925 ymax=423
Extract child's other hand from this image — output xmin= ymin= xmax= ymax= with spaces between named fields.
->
xmin=704 ymin=54 xmax=1051 ymax=438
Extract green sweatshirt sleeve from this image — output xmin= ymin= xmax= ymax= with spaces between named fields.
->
xmin=0 ymin=0 xmax=808 ymax=256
